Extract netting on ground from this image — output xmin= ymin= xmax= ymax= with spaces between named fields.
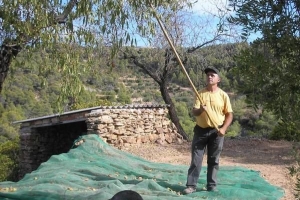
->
xmin=0 ymin=134 xmax=284 ymax=200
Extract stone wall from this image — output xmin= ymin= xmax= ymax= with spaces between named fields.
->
xmin=18 ymin=122 xmax=87 ymax=179
xmin=86 ymin=107 xmax=183 ymax=148
xmin=17 ymin=105 xmax=182 ymax=180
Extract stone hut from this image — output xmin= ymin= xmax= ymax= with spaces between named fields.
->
xmin=16 ymin=105 xmax=183 ymax=179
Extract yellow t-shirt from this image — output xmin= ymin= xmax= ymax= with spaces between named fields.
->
xmin=194 ymin=88 xmax=233 ymax=128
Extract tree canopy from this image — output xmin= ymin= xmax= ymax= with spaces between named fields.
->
xmin=0 ymin=0 xmax=190 ymax=108
xmin=228 ymin=0 xmax=300 ymax=127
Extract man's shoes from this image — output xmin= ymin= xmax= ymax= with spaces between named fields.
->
xmin=183 ymin=187 xmax=196 ymax=194
xmin=207 ymin=187 xmax=218 ymax=192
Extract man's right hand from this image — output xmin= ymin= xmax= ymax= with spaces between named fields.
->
xmin=193 ymin=105 xmax=206 ymax=116
xmin=201 ymin=105 xmax=207 ymax=112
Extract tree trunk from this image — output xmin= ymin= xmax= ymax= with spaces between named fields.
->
xmin=126 ymin=51 xmax=190 ymax=141
xmin=160 ymin=82 xmax=189 ymax=141
xmin=0 ymin=44 xmax=21 ymax=92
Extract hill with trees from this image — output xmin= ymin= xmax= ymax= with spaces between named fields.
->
xmin=0 ymin=42 xmax=279 ymax=143
xmin=1 ymin=0 xmax=299 ymax=197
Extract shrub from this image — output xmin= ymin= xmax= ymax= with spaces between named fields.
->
xmin=226 ymin=120 xmax=241 ymax=138
xmin=0 ymin=138 xmax=20 ymax=181
xmin=180 ymin=119 xmax=195 ymax=140
xmin=270 ymin=121 xmax=300 ymax=142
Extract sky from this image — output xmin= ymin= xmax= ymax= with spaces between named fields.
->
xmin=192 ymin=0 xmax=260 ymax=42
xmin=63 ymin=0 xmax=259 ymax=45
xmin=132 ymin=0 xmax=253 ymax=47
xmin=192 ymin=0 xmax=229 ymax=15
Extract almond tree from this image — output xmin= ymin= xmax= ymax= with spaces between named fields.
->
xmin=0 ymin=0 xmax=185 ymax=107
xmin=123 ymin=1 xmax=236 ymax=140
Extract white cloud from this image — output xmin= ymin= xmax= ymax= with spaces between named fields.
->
xmin=191 ymin=0 xmax=229 ymax=15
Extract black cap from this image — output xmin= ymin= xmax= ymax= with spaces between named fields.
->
xmin=204 ymin=67 xmax=220 ymax=76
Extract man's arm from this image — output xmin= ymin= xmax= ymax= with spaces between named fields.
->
xmin=223 ymin=112 xmax=233 ymax=130
xmin=218 ymin=112 xmax=233 ymax=136
xmin=192 ymin=105 xmax=206 ymax=116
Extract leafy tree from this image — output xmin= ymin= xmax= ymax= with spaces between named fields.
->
xmin=228 ymin=1 xmax=300 ymax=196
xmin=0 ymin=0 xmax=188 ymax=108
xmin=123 ymin=1 xmax=236 ymax=140
xmin=228 ymin=0 xmax=300 ymax=132
xmin=0 ymin=103 xmax=24 ymax=142
xmin=219 ymin=71 xmax=231 ymax=91
xmin=0 ymin=138 xmax=20 ymax=181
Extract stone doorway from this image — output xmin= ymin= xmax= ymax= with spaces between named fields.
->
xmin=19 ymin=121 xmax=87 ymax=179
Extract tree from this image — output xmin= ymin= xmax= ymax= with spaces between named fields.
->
xmin=123 ymin=1 xmax=237 ymax=140
xmin=228 ymin=2 xmax=300 ymax=196
xmin=228 ymin=0 xmax=300 ymax=128
xmin=0 ymin=138 xmax=20 ymax=181
xmin=117 ymin=84 xmax=132 ymax=104
xmin=0 ymin=0 xmax=187 ymax=108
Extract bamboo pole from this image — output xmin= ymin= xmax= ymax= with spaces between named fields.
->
xmin=150 ymin=4 xmax=219 ymax=130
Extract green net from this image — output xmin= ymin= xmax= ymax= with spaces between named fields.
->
xmin=0 ymin=134 xmax=284 ymax=200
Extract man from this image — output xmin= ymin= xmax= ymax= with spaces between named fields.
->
xmin=183 ymin=67 xmax=233 ymax=194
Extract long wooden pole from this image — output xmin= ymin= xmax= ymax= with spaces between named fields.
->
xmin=150 ymin=4 xmax=219 ymax=130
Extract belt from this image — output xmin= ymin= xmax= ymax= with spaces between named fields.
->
xmin=196 ymin=124 xmax=223 ymax=129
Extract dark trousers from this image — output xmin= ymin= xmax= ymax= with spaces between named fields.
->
xmin=186 ymin=125 xmax=224 ymax=189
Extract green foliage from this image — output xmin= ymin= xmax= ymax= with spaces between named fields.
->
xmin=253 ymin=110 xmax=277 ymax=138
xmin=270 ymin=121 xmax=300 ymax=142
xmin=231 ymin=44 xmax=300 ymax=121
xmin=116 ymin=84 xmax=132 ymax=104
xmin=0 ymin=41 xmax=287 ymax=146
xmin=0 ymin=104 xmax=24 ymax=142
xmin=231 ymin=95 xmax=247 ymax=121
xmin=228 ymin=0 xmax=300 ymax=141
xmin=226 ymin=120 xmax=241 ymax=138
xmin=1 ymin=0 xmax=188 ymax=108
xmin=180 ymin=119 xmax=195 ymax=140
xmin=174 ymin=101 xmax=194 ymax=139
xmin=104 ymin=91 xmax=117 ymax=102
xmin=70 ymin=99 xmax=112 ymax=110
xmin=0 ymin=138 xmax=20 ymax=181
xmin=286 ymin=144 xmax=300 ymax=199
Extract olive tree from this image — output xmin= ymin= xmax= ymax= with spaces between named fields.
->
xmin=228 ymin=0 xmax=300 ymax=131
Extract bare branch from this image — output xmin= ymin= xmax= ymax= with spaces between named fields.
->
xmin=187 ymin=34 xmax=229 ymax=53
xmin=123 ymin=52 xmax=162 ymax=84
xmin=54 ymin=0 xmax=78 ymax=24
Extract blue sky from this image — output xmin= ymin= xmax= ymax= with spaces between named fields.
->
xmin=192 ymin=0 xmax=260 ymax=42
xmin=133 ymin=0 xmax=260 ymax=46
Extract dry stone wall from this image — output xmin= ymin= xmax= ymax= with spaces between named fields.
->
xmin=18 ymin=121 xmax=87 ymax=180
xmin=86 ymin=107 xmax=183 ymax=147
xmin=16 ymin=105 xmax=183 ymax=180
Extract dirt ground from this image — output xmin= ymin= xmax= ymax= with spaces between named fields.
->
xmin=122 ymin=137 xmax=297 ymax=200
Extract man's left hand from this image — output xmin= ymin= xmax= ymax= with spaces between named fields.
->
xmin=218 ymin=127 xmax=226 ymax=137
